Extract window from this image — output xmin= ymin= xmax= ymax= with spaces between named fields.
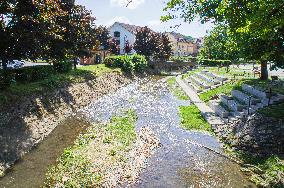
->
xmin=114 ymin=31 xmax=120 ymax=38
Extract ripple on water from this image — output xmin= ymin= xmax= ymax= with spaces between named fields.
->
xmin=81 ymin=77 xmax=255 ymax=188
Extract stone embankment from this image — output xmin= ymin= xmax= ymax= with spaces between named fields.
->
xmin=0 ymin=72 xmax=134 ymax=176
xmin=213 ymin=113 xmax=284 ymax=156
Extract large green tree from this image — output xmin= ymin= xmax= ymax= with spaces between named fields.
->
xmin=47 ymin=2 xmax=96 ymax=69
xmin=162 ymin=0 xmax=284 ymax=80
xmin=0 ymin=0 xmax=65 ymax=68
xmin=199 ymin=24 xmax=239 ymax=61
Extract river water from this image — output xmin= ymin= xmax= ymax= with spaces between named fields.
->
xmin=0 ymin=76 xmax=255 ymax=187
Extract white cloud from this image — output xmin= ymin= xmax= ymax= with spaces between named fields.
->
xmin=105 ymin=16 xmax=132 ymax=27
xmin=146 ymin=20 xmax=161 ymax=27
xmin=110 ymin=0 xmax=145 ymax=9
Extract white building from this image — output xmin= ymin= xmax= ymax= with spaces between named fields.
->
xmin=109 ymin=22 xmax=142 ymax=54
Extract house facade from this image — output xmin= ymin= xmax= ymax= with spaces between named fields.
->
xmin=109 ymin=22 xmax=142 ymax=54
xmin=166 ymin=32 xmax=199 ymax=57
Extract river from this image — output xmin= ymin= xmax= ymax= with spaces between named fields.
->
xmin=0 ymin=76 xmax=255 ymax=188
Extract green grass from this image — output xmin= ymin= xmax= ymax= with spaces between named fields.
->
xmin=239 ymin=79 xmax=284 ymax=95
xmin=0 ymin=64 xmax=121 ymax=104
xmin=179 ymin=105 xmax=212 ymax=132
xmin=199 ymin=81 xmax=239 ymax=102
xmin=207 ymin=67 xmax=251 ymax=79
xmin=44 ymin=109 xmax=137 ymax=187
xmin=167 ymin=77 xmax=190 ymax=100
xmin=181 ymin=67 xmax=202 ymax=79
xmin=233 ymin=152 xmax=284 ymax=188
xmin=258 ymin=103 xmax=284 ymax=119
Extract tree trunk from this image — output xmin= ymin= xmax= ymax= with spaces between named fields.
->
xmin=226 ymin=61 xmax=230 ymax=73
xmin=2 ymin=58 xmax=8 ymax=70
xmin=260 ymin=60 xmax=268 ymax=80
xmin=73 ymin=57 xmax=77 ymax=70
xmin=1 ymin=58 xmax=10 ymax=88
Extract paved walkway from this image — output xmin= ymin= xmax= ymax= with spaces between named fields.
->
xmin=176 ymin=75 xmax=225 ymax=125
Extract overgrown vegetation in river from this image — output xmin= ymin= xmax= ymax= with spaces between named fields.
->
xmin=167 ymin=77 xmax=189 ymax=100
xmin=228 ymin=151 xmax=284 ymax=188
xmin=44 ymin=109 xmax=137 ymax=187
xmin=179 ymin=105 xmax=212 ymax=132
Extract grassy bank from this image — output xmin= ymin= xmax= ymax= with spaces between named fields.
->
xmin=199 ymin=81 xmax=238 ymax=102
xmin=243 ymin=155 xmax=284 ymax=187
xmin=167 ymin=77 xmax=189 ymax=100
xmin=179 ymin=105 xmax=212 ymax=132
xmin=44 ymin=109 xmax=137 ymax=187
xmin=0 ymin=64 xmax=121 ymax=105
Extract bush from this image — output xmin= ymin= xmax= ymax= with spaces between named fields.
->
xmin=53 ymin=60 xmax=73 ymax=73
xmin=14 ymin=65 xmax=54 ymax=82
xmin=104 ymin=54 xmax=148 ymax=73
xmin=170 ymin=56 xmax=197 ymax=63
xmin=197 ymin=59 xmax=231 ymax=67
xmin=0 ymin=70 xmax=14 ymax=89
xmin=132 ymin=54 xmax=148 ymax=72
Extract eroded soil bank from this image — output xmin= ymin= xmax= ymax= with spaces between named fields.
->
xmin=0 ymin=72 xmax=134 ymax=175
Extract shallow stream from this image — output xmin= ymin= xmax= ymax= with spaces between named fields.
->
xmin=0 ymin=76 xmax=255 ymax=187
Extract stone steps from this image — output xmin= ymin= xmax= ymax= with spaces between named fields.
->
xmin=189 ymin=75 xmax=211 ymax=90
xmin=208 ymin=100 xmax=229 ymax=118
xmin=201 ymin=70 xmax=228 ymax=82
xmin=195 ymin=73 xmax=220 ymax=86
xmin=231 ymin=90 xmax=260 ymax=105
xmin=184 ymin=79 xmax=202 ymax=93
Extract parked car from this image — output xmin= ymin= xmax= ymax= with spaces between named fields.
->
xmin=7 ymin=60 xmax=25 ymax=69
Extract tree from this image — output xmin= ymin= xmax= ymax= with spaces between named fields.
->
xmin=0 ymin=0 xmax=66 ymax=68
xmin=133 ymin=27 xmax=159 ymax=60
xmin=162 ymin=0 xmax=284 ymax=80
xmin=95 ymin=26 xmax=111 ymax=51
xmin=124 ymin=40 xmax=133 ymax=54
xmin=199 ymin=24 xmax=239 ymax=61
xmin=47 ymin=2 xmax=96 ymax=69
xmin=155 ymin=33 xmax=173 ymax=61
xmin=109 ymin=38 xmax=120 ymax=55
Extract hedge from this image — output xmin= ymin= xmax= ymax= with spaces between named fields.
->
xmin=170 ymin=56 xmax=197 ymax=63
xmin=197 ymin=59 xmax=231 ymax=67
xmin=0 ymin=60 xmax=73 ymax=89
xmin=104 ymin=54 xmax=148 ymax=73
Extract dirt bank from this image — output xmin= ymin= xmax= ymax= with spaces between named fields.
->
xmin=0 ymin=72 xmax=134 ymax=176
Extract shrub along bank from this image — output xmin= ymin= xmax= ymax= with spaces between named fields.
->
xmin=104 ymin=54 xmax=148 ymax=73
xmin=0 ymin=64 xmax=121 ymax=105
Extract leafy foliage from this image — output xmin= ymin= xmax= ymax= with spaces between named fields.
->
xmin=134 ymin=27 xmax=173 ymax=61
xmin=94 ymin=26 xmax=111 ymax=51
xmin=104 ymin=54 xmax=148 ymax=73
xmin=155 ymin=33 xmax=173 ymax=61
xmin=0 ymin=0 xmax=97 ymax=86
xmin=109 ymin=38 xmax=120 ymax=55
xmin=124 ymin=40 xmax=133 ymax=54
xmin=163 ymin=0 xmax=284 ymax=79
xmin=198 ymin=24 xmax=239 ymax=62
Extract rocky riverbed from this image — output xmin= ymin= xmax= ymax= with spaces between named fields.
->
xmin=81 ymin=77 xmax=255 ymax=187
xmin=0 ymin=72 xmax=133 ymax=176
xmin=1 ymin=75 xmax=257 ymax=187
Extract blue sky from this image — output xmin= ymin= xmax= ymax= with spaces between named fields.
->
xmin=75 ymin=0 xmax=213 ymax=38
